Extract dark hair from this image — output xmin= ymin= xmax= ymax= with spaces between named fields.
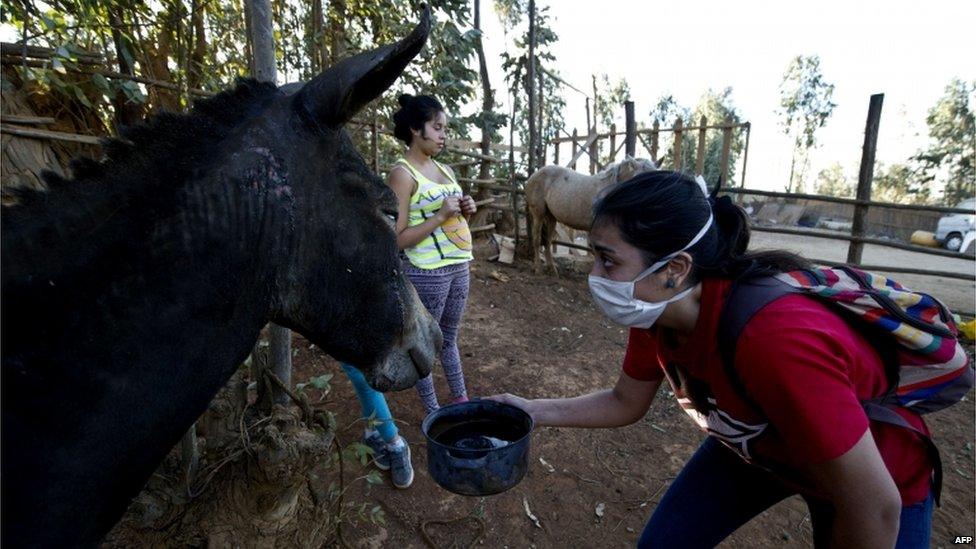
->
xmin=392 ymin=94 xmax=444 ymax=145
xmin=592 ymin=170 xmax=809 ymax=282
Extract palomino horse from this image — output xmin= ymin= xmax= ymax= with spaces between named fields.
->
xmin=2 ymin=9 xmax=438 ymax=547
xmin=525 ymin=157 xmax=657 ymax=274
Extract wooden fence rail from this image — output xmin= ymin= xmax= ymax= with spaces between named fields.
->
xmin=722 ymin=187 xmax=976 ymax=215
xmin=6 ymin=76 xmax=970 ymax=296
xmin=550 ymin=115 xmax=751 ymax=188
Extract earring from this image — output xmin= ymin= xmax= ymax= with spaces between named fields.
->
xmin=665 ymin=279 xmax=675 ymax=289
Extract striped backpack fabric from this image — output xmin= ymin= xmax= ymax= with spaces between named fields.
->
xmin=719 ymin=265 xmax=974 ymax=501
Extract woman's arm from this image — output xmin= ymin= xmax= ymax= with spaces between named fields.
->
xmin=491 ymin=372 xmax=661 ymax=428
xmin=388 ymin=167 xmax=460 ymax=250
xmin=804 ymin=430 xmax=902 ymax=548
xmin=735 ymin=298 xmax=906 ymax=548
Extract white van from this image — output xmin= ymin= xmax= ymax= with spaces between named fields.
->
xmin=935 ymin=198 xmax=976 ymax=251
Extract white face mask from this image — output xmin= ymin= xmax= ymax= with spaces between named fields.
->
xmin=588 ymin=198 xmax=713 ymax=329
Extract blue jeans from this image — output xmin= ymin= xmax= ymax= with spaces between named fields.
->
xmin=340 ymin=362 xmax=398 ymax=442
xmin=638 ymin=437 xmax=932 ymax=548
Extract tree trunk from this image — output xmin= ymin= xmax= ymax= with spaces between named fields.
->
xmin=326 ymin=0 xmax=348 ymax=66
xmin=244 ymin=0 xmax=290 ymax=408
xmin=537 ymin=66 xmax=544 ymax=166
xmin=187 ymin=0 xmax=207 ymax=92
xmin=266 ymin=324 xmax=292 ymax=407
xmin=475 ymin=0 xmax=492 ymax=180
xmin=246 ymin=0 xmax=277 ymax=83
xmin=469 ymin=0 xmax=494 ymax=229
xmin=244 ymin=0 xmax=253 ymax=74
xmin=309 ymin=0 xmax=325 ymax=72
xmin=526 ymin=0 xmax=537 ymax=174
xmin=108 ymin=9 xmax=143 ymax=129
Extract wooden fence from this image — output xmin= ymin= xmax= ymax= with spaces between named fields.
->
xmin=542 ymin=96 xmax=975 ymax=301
xmin=548 ymin=103 xmax=751 ymax=185
xmin=3 ymin=50 xmax=971 ymax=295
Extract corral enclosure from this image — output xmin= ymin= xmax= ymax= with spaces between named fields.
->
xmin=4 ymin=2 xmax=975 ymax=547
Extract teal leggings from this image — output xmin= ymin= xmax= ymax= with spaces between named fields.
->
xmin=340 ymin=363 xmax=398 ymax=442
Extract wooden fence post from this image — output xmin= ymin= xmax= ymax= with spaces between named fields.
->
xmin=651 ymin=119 xmax=660 ymax=164
xmin=719 ymin=119 xmax=733 ymax=186
xmin=740 ymin=122 xmax=751 ymax=190
xmin=554 ymin=137 xmax=560 ymax=165
xmin=625 ymin=100 xmax=636 ymax=158
xmin=585 ymin=98 xmax=591 ymax=140
xmin=459 ymin=163 xmax=471 ymax=195
xmin=589 ymin=132 xmax=598 ymax=174
xmin=572 ymin=128 xmax=579 ymax=170
xmin=847 ymin=94 xmax=884 ymax=264
xmin=609 ymin=123 xmax=616 ymax=167
xmin=695 ymin=115 xmax=707 ymax=175
xmin=673 ymin=117 xmax=683 ymax=171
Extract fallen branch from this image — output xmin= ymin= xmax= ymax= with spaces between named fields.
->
xmin=0 ymin=114 xmax=55 ymax=125
xmin=1 ymin=56 xmax=214 ymax=97
xmin=1 ymin=123 xmax=101 ymax=145
xmin=470 ymin=223 xmax=496 ymax=234
xmin=522 ymin=497 xmax=543 ymax=529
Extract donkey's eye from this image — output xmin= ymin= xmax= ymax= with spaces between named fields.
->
xmin=382 ymin=209 xmax=398 ymax=225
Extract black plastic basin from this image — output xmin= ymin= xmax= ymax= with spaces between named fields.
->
xmin=422 ymin=399 xmax=534 ymax=496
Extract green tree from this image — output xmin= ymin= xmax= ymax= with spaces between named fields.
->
xmin=814 ymin=162 xmax=853 ymax=198
xmin=593 ymin=73 xmax=630 ymax=128
xmin=648 ymin=89 xmax=744 ymax=185
xmin=497 ymin=0 xmax=565 ymax=172
xmin=914 ymin=78 xmax=975 ymax=205
xmin=873 ymin=162 xmax=930 ymax=204
xmin=649 ymin=94 xmax=689 ymax=127
xmin=591 ymin=73 xmax=631 ymax=165
xmin=777 ymin=55 xmax=836 ymax=193
xmin=692 ymin=87 xmax=744 ymax=185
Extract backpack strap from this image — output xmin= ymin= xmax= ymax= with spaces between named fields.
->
xmin=717 ymin=276 xmax=799 ymax=414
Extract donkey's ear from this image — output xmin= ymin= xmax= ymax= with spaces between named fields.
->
xmin=294 ymin=6 xmax=430 ymax=127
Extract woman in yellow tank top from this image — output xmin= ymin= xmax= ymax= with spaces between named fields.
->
xmin=388 ymin=94 xmax=476 ymax=415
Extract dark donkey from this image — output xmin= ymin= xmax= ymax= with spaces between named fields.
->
xmin=1 ymin=10 xmax=440 ymax=547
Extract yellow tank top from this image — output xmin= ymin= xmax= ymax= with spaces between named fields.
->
xmin=394 ymin=158 xmax=474 ymax=269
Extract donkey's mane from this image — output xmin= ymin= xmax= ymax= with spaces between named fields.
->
xmin=2 ymin=78 xmax=279 ymax=286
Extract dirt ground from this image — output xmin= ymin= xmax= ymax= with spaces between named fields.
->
xmin=290 ymin=239 xmax=976 ymax=549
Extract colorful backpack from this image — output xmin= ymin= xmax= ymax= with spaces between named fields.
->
xmin=718 ymin=265 xmax=974 ymax=502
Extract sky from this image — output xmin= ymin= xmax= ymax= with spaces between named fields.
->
xmin=473 ymin=0 xmax=975 ymax=192
xmin=2 ymin=1 xmax=971 ymax=193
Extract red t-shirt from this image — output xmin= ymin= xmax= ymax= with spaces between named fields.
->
xmin=623 ymin=278 xmax=932 ymax=505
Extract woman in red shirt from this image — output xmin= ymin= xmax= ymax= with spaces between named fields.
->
xmin=491 ymin=170 xmax=934 ymax=548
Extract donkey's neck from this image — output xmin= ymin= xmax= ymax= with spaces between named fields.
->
xmin=2 ymin=176 xmax=286 ymax=545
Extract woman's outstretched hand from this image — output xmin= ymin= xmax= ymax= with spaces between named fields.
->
xmin=486 ymin=393 xmax=536 ymax=422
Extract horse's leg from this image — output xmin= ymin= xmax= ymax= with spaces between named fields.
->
xmin=545 ymin=215 xmax=559 ymax=278
xmin=530 ymin=211 xmax=543 ymax=274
